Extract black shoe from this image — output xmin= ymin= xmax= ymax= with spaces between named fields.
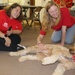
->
xmin=17 ymin=44 xmax=26 ymax=50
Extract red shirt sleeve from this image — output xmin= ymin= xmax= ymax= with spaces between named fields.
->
xmin=40 ymin=30 xmax=46 ymax=35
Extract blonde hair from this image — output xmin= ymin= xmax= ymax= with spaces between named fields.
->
xmin=42 ymin=1 xmax=60 ymax=30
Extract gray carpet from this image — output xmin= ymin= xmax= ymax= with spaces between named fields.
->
xmin=0 ymin=27 xmax=75 ymax=75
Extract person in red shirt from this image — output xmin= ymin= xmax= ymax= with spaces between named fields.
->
xmin=0 ymin=3 xmax=25 ymax=51
xmin=37 ymin=1 xmax=75 ymax=46
xmin=66 ymin=0 xmax=73 ymax=8
xmin=54 ymin=0 xmax=73 ymax=8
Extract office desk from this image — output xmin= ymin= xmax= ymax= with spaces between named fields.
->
xmin=22 ymin=5 xmax=43 ymax=30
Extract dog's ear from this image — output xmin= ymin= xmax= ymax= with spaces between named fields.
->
xmin=69 ymin=48 xmax=74 ymax=54
xmin=69 ymin=47 xmax=75 ymax=55
xmin=69 ymin=43 xmax=75 ymax=55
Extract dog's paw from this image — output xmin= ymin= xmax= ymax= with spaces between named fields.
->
xmin=42 ymin=56 xmax=56 ymax=65
xmin=9 ymin=52 xmax=19 ymax=56
xmin=42 ymin=57 xmax=51 ymax=65
xmin=19 ymin=56 xmax=27 ymax=62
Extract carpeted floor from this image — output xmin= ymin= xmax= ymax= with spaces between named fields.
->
xmin=0 ymin=27 xmax=75 ymax=75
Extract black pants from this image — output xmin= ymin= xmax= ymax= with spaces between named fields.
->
xmin=0 ymin=34 xmax=21 ymax=51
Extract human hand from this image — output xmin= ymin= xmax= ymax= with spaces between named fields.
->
xmin=5 ymin=37 xmax=11 ymax=47
xmin=60 ymin=42 xmax=64 ymax=46
xmin=37 ymin=43 xmax=47 ymax=50
xmin=57 ymin=43 xmax=64 ymax=46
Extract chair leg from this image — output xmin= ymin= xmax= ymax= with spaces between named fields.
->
xmin=22 ymin=21 xmax=26 ymax=31
xmin=39 ymin=20 xmax=42 ymax=30
xmin=33 ymin=20 xmax=42 ymax=31
xmin=27 ymin=20 xmax=33 ymax=29
xmin=34 ymin=21 xmax=37 ymax=31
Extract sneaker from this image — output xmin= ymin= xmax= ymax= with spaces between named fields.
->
xmin=17 ymin=44 xmax=26 ymax=50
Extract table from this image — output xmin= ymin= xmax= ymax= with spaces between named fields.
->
xmin=21 ymin=5 xmax=43 ymax=30
xmin=22 ymin=5 xmax=42 ymax=16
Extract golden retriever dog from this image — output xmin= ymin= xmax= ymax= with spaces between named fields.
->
xmin=9 ymin=44 xmax=75 ymax=75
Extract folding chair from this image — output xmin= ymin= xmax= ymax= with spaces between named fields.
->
xmin=22 ymin=7 xmax=30 ymax=30
xmin=27 ymin=6 xmax=42 ymax=30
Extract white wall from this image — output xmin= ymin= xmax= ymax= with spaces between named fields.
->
xmin=20 ymin=0 xmax=30 ymax=5
xmin=35 ymin=0 xmax=51 ymax=22
xmin=8 ymin=0 xmax=30 ymax=5
xmin=71 ymin=0 xmax=75 ymax=10
xmin=0 ymin=0 xmax=22 ymax=4
xmin=35 ymin=0 xmax=51 ymax=6
xmin=0 ymin=0 xmax=8 ymax=4
xmin=9 ymin=0 xmax=21 ymax=3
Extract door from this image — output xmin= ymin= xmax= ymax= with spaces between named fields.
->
xmin=30 ymin=0 xmax=35 ymax=16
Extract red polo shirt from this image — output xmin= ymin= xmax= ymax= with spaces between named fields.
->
xmin=0 ymin=10 xmax=22 ymax=34
xmin=51 ymin=7 xmax=75 ymax=31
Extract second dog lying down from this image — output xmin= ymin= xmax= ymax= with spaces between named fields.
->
xmin=9 ymin=44 xmax=75 ymax=75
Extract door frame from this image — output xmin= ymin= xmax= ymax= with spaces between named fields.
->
xmin=30 ymin=0 xmax=35 ymax=5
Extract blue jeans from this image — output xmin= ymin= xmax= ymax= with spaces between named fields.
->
xmin=51 ymin=24 xmax=75 ymax=44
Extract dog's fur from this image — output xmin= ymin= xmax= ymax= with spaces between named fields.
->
xmin=9 ymin=44 xmax=75 ymax=75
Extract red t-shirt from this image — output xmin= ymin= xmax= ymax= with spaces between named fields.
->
xmin=54 ymin=0 xmax=73 ymax=8
xmin=66 ymin=0 xmax=73 ymax=8
xmin=0 ymin=10 xmax=22 ymax=34
xmin=51 ymin=7 xmax=75 ymax=31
